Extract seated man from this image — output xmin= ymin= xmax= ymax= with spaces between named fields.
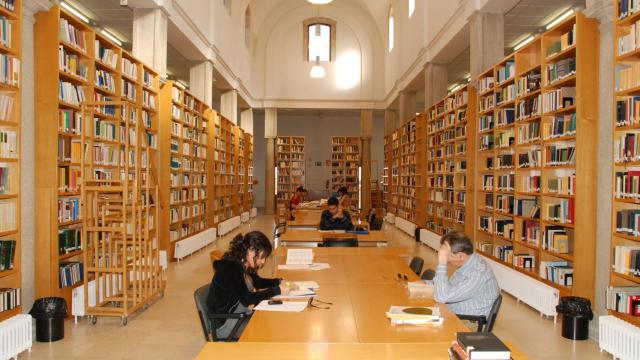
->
xmin=433 ymin=231 xmax=500 ymax=320
xmin=319 ymin=197 xmax=354 ymax=231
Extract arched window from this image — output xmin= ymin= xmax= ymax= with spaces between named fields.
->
xmin=303 ymin=17 xmax=336 ymax=62
xmin=408 ymin=0 xmax=415 ymax=18
xmin=244 ymin=5 xmax=251 ymax=48
xmin=388 ymin=7 xmax=395 ymax=52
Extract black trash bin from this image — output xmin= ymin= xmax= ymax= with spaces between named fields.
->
xmin=556 ymin=296 xmax=593 ymax=340
xmin=30 ymin=297 xmax=67 ymax=342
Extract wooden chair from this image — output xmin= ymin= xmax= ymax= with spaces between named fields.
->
xmin=409 ymin=257 xmax=424 ymax=276
xmin=194 ymin=284 xmax=249 ymax=342
xmin=457 ymin=294 xmax=503 ymax=332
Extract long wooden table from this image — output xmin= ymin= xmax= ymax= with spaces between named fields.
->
xmin=276 ymin=230 xmax=387 ymax=247
xmin=287 ymin=208 xmax=368 ymax=229
xmin=195 ymin=342 xmax=528 ymax=360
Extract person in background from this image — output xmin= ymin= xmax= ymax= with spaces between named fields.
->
xmin=301 ymin=188 xmax=309 ymax=202
xmin=433 ymin=231 xmax=500 ymax=322
xmin=320 ymin=197 xmax=354 ymax=231
xmin=207 ymin=231 xmax=296 ymax=340
xmin=289 ymin=186 xmax=304 ymax=210
xmin=338 ymin=186 xmax=352 ymax=211
xmin=330 ymin=185 xmax=340 ymax=199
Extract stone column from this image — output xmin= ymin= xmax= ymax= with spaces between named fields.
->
xmin=360 ymin=110 xmax=373 ymax=213
xmin=240 ymin=109 xmax=254 ymax=135
xmin=398 ymin=90 xmax=417 ymax=124
xmin=189 ymin=61 xmax=214 ymax=107
xmin=469 ymin=11 xmax=504 ymax=79
xmin=424 ymin=63 xmax=448 ymax=109
xmin=221 ymin=89 xmax=238 ymax=124
xmin=264 ymin=108 xmax=278 ymax=215
xmin=132 ymin=8 xmax=167 ymax=77
xmin=384 ymin=109 xmax=397 ymax=135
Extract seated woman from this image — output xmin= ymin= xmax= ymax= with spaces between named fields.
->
xmin=338 ymin=186 xmax=352 ymax=211
xmin=207 ymin=231 xmax=295 ymax=340
xmin=289 ymin=186 xmax=305 ymax=210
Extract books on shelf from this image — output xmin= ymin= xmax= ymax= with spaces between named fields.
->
xmin=516 ymin=94 xmax=541 ymax=120
xmin=58 ymin=227 xmax=81 ymax=255
xmin=544 ymin=113 xmax=576 ymax=140
xmin=479 ymin=76 xmax=494 ymax=93
xmin=58 ymin=197 xmax=80 ymax=223
xmin=618 ymin=18 xmax=640 ymax=56
xmin=517 ymin=121 xmax=540 ymax=144
xmin=496 ymin=108 xmax=515 ymax=127
xmin=58 ymin=80 xmax=86 ymax=105
xmin=496 ymin=60 xmax=515 ymax=83
xmin=95 ymin=40 xmax=118 ymax=68
xmin=518 ymin=149 xmax=542 ymax=168
xmin=0 ymin=200 xmax=14 ymax=231
xmin=0 ymin=0 xmax=16 ymax=12
xmin=522 ymin=221 xmax=540 ymax=245
xmin=58 ymin=261 xmax=83 ymax=288
xmin=542 ymin=87 xmax=575 ymax=113
xmin=540 ymin=261 xmax=573 ymax=286
xmin=619 ymin=0 xmax=640 ymax=20
xmin=546 ymin=25 xmax=576 ymax=57
xmin=59 ymin=18 xmax=86 ymax=51
xmin=0 ymin=288 xmax=19 ymax=312
xmin=58 ymin=109 xmax=81 ymax=134
xmin=614 ymin=132 xmax=640 ymax=163
xmin=613 ymin=246 xmax=640 ymax=276
xmin=606 ymin=286 xmax=640 ymax=316
xmin=59 ymin=45 xmax=88 ymax=80
xmin=57 ymin=167 xmax=80 ymax=193
xmin=0 ymin=239 xmax=15 ymax=270
xmin=543 ymin=226 xmax=572 ymax=254
xmin=0 ymin=54 xmax=19 ymax=87
xmin=544 ymin=199 xmax=574 ymax=224
xmin=515 ymin=198 xmax=540 ymax=218
xmin=616 ymin=96 xmax=640 ymax=127
xmin=547 ymin=173 xmax=576 ymax=195
xmin=0 ymin=129 xmax=16 ymax=158
xmin=0 ymin=93 xmax=13 ymax=122
xmin=616 ymin=62 xmax=640 ymax=91
xmin=544 ymin=143 xmax=576 ymax=166
xmin=0 ymin=166 xmax=11 ymax=194
xmin=494 ymin=220 xmax=514 ymax=239
xmin=122 ymin=58 xmax=138 ymax=80
xmin=516 ymin=69 xmax=541 ymax=96
xmin=95 ymin=69 xmax=116 ymax=92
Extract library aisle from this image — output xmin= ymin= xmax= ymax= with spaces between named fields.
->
xmin=21 ymin=215 xmax=605 ymax=360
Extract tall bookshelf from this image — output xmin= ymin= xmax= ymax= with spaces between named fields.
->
xmin=473 ymin=13 xmax=598 ymax=301
xmin=382 ymin=135 xmax=391 ymax=211
xmin=158 ymin=81 xmax=211 ymax=260
xmin=34 ymin=5 xmax=163 ymax=309
xmin=0 ymin=0 xmax=21 ymax=322
xmin=236 ymin=127 xmax=245 ymax=214
xmin=212 ymin=113 xmax=235 ymax=223
xmin=244 ymin=132 xmax=254 ymax=212
xmin=425 ymin=85 xmax=476 ymax=236
xmin=330 ymin=136 xmax=360 ymax=208
xmin=608 ymin=0 xmax=640 ymax=327
xmin=276 ymin=136 xmax=306 ymax=205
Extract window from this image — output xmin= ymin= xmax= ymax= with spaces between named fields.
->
xmin=388 ymin=8 xmax=395 ymax=52
xmin=244 ymin=5 xmax=251 ymax=48
xmin=303 ymin=18 xmax=336 ymax=62
xmin=408 ymin=0 xmax=415 ymax=18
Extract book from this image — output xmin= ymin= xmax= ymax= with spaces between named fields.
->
xmin=456 ymin=332 xmax=511 ymax=360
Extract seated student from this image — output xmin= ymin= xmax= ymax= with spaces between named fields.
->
xmin=289 ymin=186 xmax=304 ymax=210
xmin=320 ymin=197 xmax=354 ymax=231
xmin=207 ymin=231 xmax=296 ymax=339
xmin=330 ymin=185 xmax=340 ymax=199
xmin=338 ymin=186 xmax=352 ymax=210
xmin=433 ymin=231 xmax=500 ymax=319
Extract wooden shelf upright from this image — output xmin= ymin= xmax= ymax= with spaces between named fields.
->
xmin=244 ymin=132 xmax=254 ymax=212
xmin=276 ymin=136 xmax=306 ymax=205
xmin=330 ymin=136 xmax=361 ymax=209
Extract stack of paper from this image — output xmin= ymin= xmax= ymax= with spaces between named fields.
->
xmin=274 ymin=281 xmax=320 ymax=299
xmin=277 ymin=263 xmax=331 ymax=271
xmin=386 ymin=306 xmax=443 ymax=325
xmin=254 ymin=300 xmax=308 ymax=312
xmin=286 ymin=249 xmax=313 ymax=265
xmin=407 ymin=281 xmax=434 ymax=298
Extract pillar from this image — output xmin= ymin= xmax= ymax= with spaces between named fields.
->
xmin=264 ymin=108 xmax=278 ymax=215
xmin=384 ymin=109 xmax=397 ymax=135
xmin=221 ymin=89 xmax=238 ymax=124
xmin=469 ymin=12 xmax=504 ymax=79
xmin=189 ymin=61 xmax=214 ymax=107
xmin=398 ymin=90 xmax=417 ymax=124
xmin=360 ymin=110 xmax=373 ymax=213
xmin=132 ymin=8 xmax=168 ymax=77
xmin=240 ymin=109 xmax=254 ymax=135
xmin=424 ymin=63 xmax=448 ymax=109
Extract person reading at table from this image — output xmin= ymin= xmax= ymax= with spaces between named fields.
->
xmin=207 ymin=231 xmax=296 ymax=339
xmin=433 ymin=231 xmax=500 ymax=321
xmin=319 ymin=197 xmax=354 ymax=231
xmin=289 ymin=186 xmax=304 ymax=210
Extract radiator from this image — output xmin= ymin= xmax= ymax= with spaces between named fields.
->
xmin=174 ymin=228 xmax=216 ymax=260
xmin=419 ymin=228 xmax=441 ymax=251
xmin=395 ymin=217 xmax=416 ymax=237
xmin=250 ymin=208 xmax=258 ymax=218
xmin=0 ymin=314 xmax=31 ymax=360
xmin=218 ymin=216 xmax=241 ymax=236
xmin=599 ymin=315 xmax=640 ymax=360
xmin=241 ymin=211 xmax=250 ymax=223
xmin=484 ymin=256 xmax=559 ymax=318
xmin=385 ymin=213 xmax=395 ymax=224
xmin=72 ymin=274 xmax=122 ymax=321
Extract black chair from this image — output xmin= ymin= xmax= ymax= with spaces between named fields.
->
xmin=273 ymin=223 xmax=287 ymax=239
xmin=323 ymin=237 xmax=358 ymax=247
xmin=421 ymin=269 xmax=436 ymax=281
xmin=367 ymin=210 xmax=376 ymax=225
xmin=409 ymin=256 xmax=424 ymax=276
xmin=457 ymin=294 xmax=503 ymax=333
xmin=194 ymin=284 xmax=249 ymax=342
xmin=369 ymin=217 xmax=383 ymax=230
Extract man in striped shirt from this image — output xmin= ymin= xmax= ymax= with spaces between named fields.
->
xmin=433 ymin=231 xmax=500 ymax=320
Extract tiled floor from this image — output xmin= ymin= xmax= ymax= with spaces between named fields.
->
xmin=24 ymin=216 xmax=609 ymax=359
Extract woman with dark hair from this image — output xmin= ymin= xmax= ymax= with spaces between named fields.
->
xmin=338 ymin=186 xmax=352 ymax=210
xmin=206 ymin=231 xmax=295 ymax=339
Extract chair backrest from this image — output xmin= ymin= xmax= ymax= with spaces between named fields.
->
xmin=484 ymin=294 xmax=503 ymax=332
xmin=421 ymin=269 xmax=436 ymax=281
xmin=323 ymin=237 xmax=358 ymax=247
xmin=370 ymin=217 xmax=383 ymax=230
xmin=409 ymin=256 xmax=424 ymax=276
xmin=367 ymin=210 xmax=376 ymax=225
xmin=194 ymin=284 xmax=213 ymax=341
xmin=273 ymin=223 xmax=287 ymax=239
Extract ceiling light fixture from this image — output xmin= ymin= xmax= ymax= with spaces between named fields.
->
xmin=307 ymin=0 xmax=333 ymax=4
xmin=310 ymin=56 xmax=325 ymax=78
xmin=100 ymin=29 xmax=123 ymax=46
xmin=545 ymin=9 xmax=574 ymax=30
xmin=174 ymin=80 xmax=186 ymax=90
xmin=60 ymin=2 xmax=90 ymax=23
xmin=514 ymin=35 xmax=535 ymax=51
xmin=448 ymin=84 xmax=462 ymax=93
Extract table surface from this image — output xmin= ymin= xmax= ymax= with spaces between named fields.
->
xmin=287 ymin=209 xmax=367 ymax=228
xmin=195 ymin=342 xmax=529 ymax=360
xmin=240 ymin=248 xmax=468 ymax=343
xmin=277 ymin=230 xmax=387 ymax=243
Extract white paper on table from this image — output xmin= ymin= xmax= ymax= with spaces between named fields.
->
xmin=294 ymin=281 xmax=320 ymax=289
xmin=277 ymin=263 xmax=331 ymax=271
xmin=286 ymin=249 xmax=314 ymax=265
xmin=254 ymin=300 xmax=308 ymax=312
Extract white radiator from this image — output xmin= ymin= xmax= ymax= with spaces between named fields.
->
xmin=599 ymin=315 xmax=640 ymax=360
xmin=395 ymin=217 xmax=416 ymax=237
xmin=174 ymin=228 xmax=216 ymax=260
xmin=250 ymin=208 xmax=257 ymax=218
xmin=419 ymin=228 xmax=441 ymax=251
xmin=484 ymin=256 xmax=559 ymax=318
xmin=241 ymin=211 xmax=250 ymax=223
xmin=72 ymin=274 xmax=122 ymax=321
xmin=385 ymin=213 xmax=395 ymax=224
xmin=218 ymin=216 xmax=241 ymax=236
xmin=0 ymin=314 xmax=31 ymax=360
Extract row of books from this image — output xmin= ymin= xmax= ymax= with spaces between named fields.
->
xmin=521 ymin=174 xmax=541 ymax=193
xmin=58 ymin=197 xmax=80 ymax=223
xmin=545 ymin=143 xmax=576 ymax=166
xmin=0 ymin=166 xmax=10 ymax=194
xmin=95 ymin=40 xmax=118 ymax=68
xmin=518 ymin=121 xmax=540 ymax=144
xmin=496 ymin=108 xmax=515 ymax=127
xmin=616 ymin=96 xmax=640 ymax=127
xmin=495 ymin=84 xmax=515 ymax=105
xmin=0 ymin=240 xmax=15 ymax=270
xmin=496 ymin=60 xmax=515 ymax=84
xmin=494 ymin=220 xmax=514 ymax=239
xmin=516 ymin=95 xmax=541 ymax=119
xmin=95 ymin=69 xmax=116 ymax=92
xmin=58 ymin=228 xmax=81 ymax=255
xmin=496 ymin=173 xmax=514 ymax=191
xmin=546 ymin=25 xmax=575 ymax=57
xmin=615 ymin=209 xmax=640 ymax=237
xmin=546 ymin=58 xmax=576 ymax=84
xmin=59 ymin=261 xmax=83 ymax=288
xmin=0 ymin=0 xmax=15 ymax=12
xmin=57 ymin=137 xmax=80 ymax=163
xmin=59 ymin=45 xmax=88 ymax=80
xmin=616 ymin=63 xmax=640 ymax=91
xmin=614 ymin=132 xmax=640 ymax=163
xmin=543 ymin=226 xmax=572 ymax=254
xmin=122 ymin=58 xmax=138 ymax=80
xmin=619 ymin=19 xmax=640 ymax=56
xmin=0 ymin=93 xmax=13 ymax=122
xmin=495 ymin=129 xmax=514 ymax=148
xmin=606 ymin=286 xmax=640 ymax=316
xmin=515 ymin=198 xmax=540 ymax=218
xmin=0 ymin=201 xmax=15 ymax=231
xmin=59 ymin=80 xmax=86 ymax=105
xmin=542 ymin=87 xmax=575 ymax=113
xmin=544 ymin=113 xmax=577 ymax=139
xmin=0 ymin=288 xmax=19 ymax=312
xmin=58 ymin=109 xmax=81 ymax=135
xmin=58 ymin=167 xmax=80 ymax=193
xmin=517 ymin=69 xmax=541 ymax=96
xmin=540 ymin=261 xmax=573 ymax=287
xmin=548 ymin=173 xmax=576 ymax=195
xmin=0 ymin=129 xmax=16 ymax=158
xmin=544 ymin=199 xmax=575 ymax=224
xmin=522 ymin=221 xmax=540 ymax=245
xmin=0 ymin=16 xmax=13 ymax=49
xmin=59 ymin=18 xmax=86 ymax=51
xmin=613 ymin=246 xmax=640 ymax=277
xmin=618 ymin=0 xmax=640 ymax=19
xmin=518 ymin=149 xmax=542 ymax=168
xmin=614 ymin=169 xmax=640 ymax=199
xmin=0 ymin=54 xmax=16 ymax=86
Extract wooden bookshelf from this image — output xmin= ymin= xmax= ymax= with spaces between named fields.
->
xmin=472 ymin=12 xmax=598 ymax=301
xmin=426 ymin=85 xmax=477 ymax=236
xmin=276 ymin=136 xmax=306 ymax=205
xmin=608 ymin=0 xmax=640 ymax=327
xmin=212 ymin=112 xmax=236 ymax=223
xmin=244 ymin=132 xmax=254 ymax=212
xmin=158 ymin=81 xmax=211 ymax=260
xmin=382 ymin=135 xmax=391 ymax=211
xmin=331 ymin=136 xmax=360 ymax=209
xmin=0 ymin=0 xmax=21 ymax=322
